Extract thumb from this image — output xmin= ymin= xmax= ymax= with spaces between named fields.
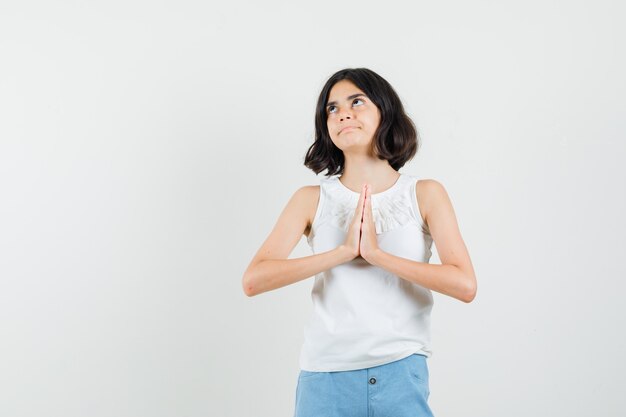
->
xmin=354 ymin=183 xmax=366 ymax=221
xmin=361 ymin=184 xmax=369 ymax=223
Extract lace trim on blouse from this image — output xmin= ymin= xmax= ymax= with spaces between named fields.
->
xmin=321 ymin=175 xmax=418 ymax=235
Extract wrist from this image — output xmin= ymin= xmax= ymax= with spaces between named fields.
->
xmin=337 ymin=245 xmax=356 ymax=262
xmin=368 ymin=248 xmax=385 ymax=266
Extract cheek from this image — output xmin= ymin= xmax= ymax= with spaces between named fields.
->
xmin=359 ymin=107 xmax=378 ymax=124
xmin=326 ymin=122 xmax=335 ymax=138
xmin=370 ymin=111 xmax=381 ymax=129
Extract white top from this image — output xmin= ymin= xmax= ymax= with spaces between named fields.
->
xmin=299 ymin=172 xmax=434 ymax=372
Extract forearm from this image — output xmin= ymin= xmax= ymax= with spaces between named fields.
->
xmin=243 ymin=246 xmax=354 ymax=297
xmin=369 ymin=249 xmax=476 ymax=303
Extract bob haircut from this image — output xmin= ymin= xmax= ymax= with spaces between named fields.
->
xmin=304 ymin=67 xmax=419 ymax=177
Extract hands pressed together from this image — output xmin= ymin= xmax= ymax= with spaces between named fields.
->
xmin=342 ymin=184 xmax=381 ymax=264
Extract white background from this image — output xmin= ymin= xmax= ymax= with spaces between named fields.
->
xmin=1 ymin=1 xmax=625 ymax=416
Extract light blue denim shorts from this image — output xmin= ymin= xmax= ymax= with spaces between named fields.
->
xmin=293 ymin=353 xmax=434 ymax=417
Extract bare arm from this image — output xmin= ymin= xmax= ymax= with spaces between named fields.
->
xmin=369 ymin=254 xmax=474 ymax=302
xmin=242 ymin=186 xmax=354 ymax=297
xmin=369 ymin=179 xmax=477 ymax=303
xmin=244 ymin=246 xmax=354 ymax=297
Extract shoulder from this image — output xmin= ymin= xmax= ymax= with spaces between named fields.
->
xmin=414 ymin=178 xmax=450 ymax=224
xmin=295 ymin=184 xmax=320 ymax=199
xmin=416 ymin=178 xmax=447 ymax=194
xmin=288 ymin=185 xmax=320 ymax=209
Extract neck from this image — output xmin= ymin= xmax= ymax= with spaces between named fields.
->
xmin=339 ymin=153 xmax=400 ymax=194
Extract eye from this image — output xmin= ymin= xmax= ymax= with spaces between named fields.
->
xmin=327 ymin=105 xmax=336 ymax=114
xmin=353 ymin=98 xmax=364 ymax=106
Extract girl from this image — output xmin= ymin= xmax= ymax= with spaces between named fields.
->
xmin=242 ymin=68 xmax=477 ymax=417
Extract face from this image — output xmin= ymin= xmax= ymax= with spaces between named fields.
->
xmin=325 ymin=79 xmax=381 ymax=153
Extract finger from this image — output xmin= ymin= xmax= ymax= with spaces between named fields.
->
xmin=363 ymin=186 xmax=373 ymax=227
xmin=361 ymin=184 xmax=367 ymax=218
xmin=354 ymin=183 xmax=366 ymax=219
xmin=362 ymin=184 xmax=370 ymax=222
xmin=366 ymin=184 xmax=372 ymax=211
xmin=367 ymin=185 xmax=373 ymax=218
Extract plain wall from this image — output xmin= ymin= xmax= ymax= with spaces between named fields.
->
xmin=1 ymin=1 xmax=625 ymax=416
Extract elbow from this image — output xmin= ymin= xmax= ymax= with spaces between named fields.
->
xmin=243 ymin=261 xmax=266 ymax=297
xmin=242 ymin=274 xmax=257 ymax=297
xmin=461 ymin=277 xmax=477 ymax=303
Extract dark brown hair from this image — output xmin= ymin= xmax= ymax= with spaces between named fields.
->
xmin=303 ymin=67 xmax=419 ymax=176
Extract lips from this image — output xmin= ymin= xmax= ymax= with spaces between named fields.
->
xmin=339 ymin=126 xmax=359 ymax=134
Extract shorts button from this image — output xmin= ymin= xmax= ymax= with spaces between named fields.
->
xmin=369 ymin=377 xmax=376 ymax=384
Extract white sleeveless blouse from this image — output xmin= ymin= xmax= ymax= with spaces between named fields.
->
xmin=300 ymin=172 xmax=434 ymax=372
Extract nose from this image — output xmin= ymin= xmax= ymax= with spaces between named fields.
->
xmin=338 ymin=107 xmax=353 ymax=121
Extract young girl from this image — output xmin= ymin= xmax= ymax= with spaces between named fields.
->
xmin=242 ymin=68 xmax=477 ymax=417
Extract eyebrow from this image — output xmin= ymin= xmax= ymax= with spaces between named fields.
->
xmin=326 ymin=93 xmax=366 ymax=107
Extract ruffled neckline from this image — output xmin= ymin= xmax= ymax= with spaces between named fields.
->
xmin=319 ymin=173 xmax=416 ymax=235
